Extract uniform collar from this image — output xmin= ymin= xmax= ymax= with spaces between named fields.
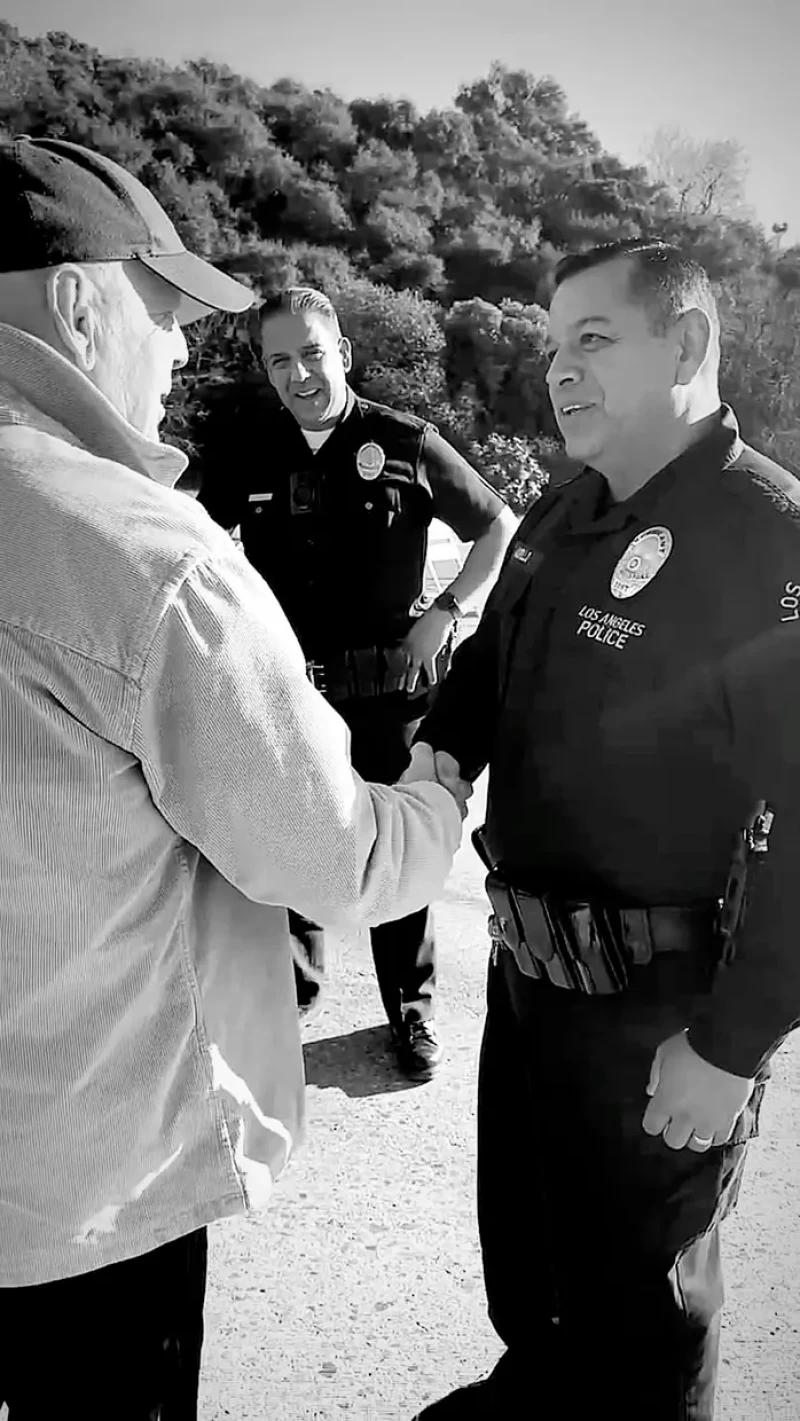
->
xmin=572 ymin=404 xmax=742 ymax=536
xmin=339 ymin=387 xmax=358 ymax=423
xmin=278 ymin=386 xmax=357 ymax=446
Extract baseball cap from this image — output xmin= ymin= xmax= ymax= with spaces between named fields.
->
xmin=0 ymin=136 xmax=254 ymax=324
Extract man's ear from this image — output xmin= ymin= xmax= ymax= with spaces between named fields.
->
xmin=339 ymin=335 xmax=353 ymax=373
xmin=674 ymin=308 xmax=713 ymax=387
xmin=47 ymin=265 xmax=100 ymax=373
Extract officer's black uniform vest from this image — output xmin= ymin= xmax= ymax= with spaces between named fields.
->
xmin=239 ymin=397 xmax=435 ymax=657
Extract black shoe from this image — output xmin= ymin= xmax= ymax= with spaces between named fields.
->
xmin=391 ymin=1019 xmax=443 ymax=1080
xmin=298 ymin=992 xmax=325 ymax=1029
xmin=293 ymin=950 xmax=325 ymax=1028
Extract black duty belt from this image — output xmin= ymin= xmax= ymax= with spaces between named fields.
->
xmin=306 ymin=642 xmax=454 ymax=704
xmin=475 ymin=801 xmax=775 ymax=997
xmin=483 ymin=869 xmax=717 ymax=995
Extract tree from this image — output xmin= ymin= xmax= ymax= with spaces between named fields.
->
xmin=718 ymin=272 xmax=800 ymax=473
xmin=261 ymin=79 xmax=358 ymax=168
xmin=349 ymin=96 xmax=419 ymax=150
xmin=442 ymin=296 xmax=552 ymax=439
xmin=333 ymin=279 xmax=446 ymax=389
xmin=642 ymin=127 xmax=753 ymax=220
xmin=456 ymin=63 xmax=600 ymax=164
xmin=465 ymin=431 xmax=551 ymax=512
xmin=1 ymin=30 xmax=796 ymax=504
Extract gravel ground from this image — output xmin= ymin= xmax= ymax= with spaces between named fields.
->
xmin=199 ymin=780 xmax=800 ymax=1421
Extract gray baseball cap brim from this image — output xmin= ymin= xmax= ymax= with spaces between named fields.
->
xmin=138 ymin=250 xmax=255 ymax=326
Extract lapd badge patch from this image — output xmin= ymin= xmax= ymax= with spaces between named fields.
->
xmin=356 ymin=442 xmax=385 ymax=480
xmin=610 ymin=527 xmax=673 ymax=600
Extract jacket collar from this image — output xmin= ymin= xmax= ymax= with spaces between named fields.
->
xmin=0 ymin=323 xmax=188 ymax=488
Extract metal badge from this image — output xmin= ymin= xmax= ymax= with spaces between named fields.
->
xmin=610 ymin=527 xmax=673 ymax=600
xmin=356 ymin=442 xmax=385 ymax=480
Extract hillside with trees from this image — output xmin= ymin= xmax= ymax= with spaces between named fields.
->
xmin=2 ymin=22 xmax=799 ymax=505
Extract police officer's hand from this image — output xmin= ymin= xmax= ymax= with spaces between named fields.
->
xmin=398 ymin=609 xmax=454 ymax=694
xmin=433 ymin=751 xmax=474 ymax=815
xmin=642 ymin=1030 xmax=754 ymax=1152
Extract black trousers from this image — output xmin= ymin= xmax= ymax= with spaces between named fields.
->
xmin=0 ymin=1228 xmax=207 ymax=1420
xmin=477 ymin=948 xmax=764 ymax=1420
xmin=292 ymin=696 xmax=437 ymax=1028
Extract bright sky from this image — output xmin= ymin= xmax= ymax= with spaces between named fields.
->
xmin=4 ymin=0 xmax=798 ymax=240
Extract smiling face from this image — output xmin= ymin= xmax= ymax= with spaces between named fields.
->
xmin=260 ymin=308 xmax=352 ymax=430
xmin=546 ymin=256 xmax=685 ymax=480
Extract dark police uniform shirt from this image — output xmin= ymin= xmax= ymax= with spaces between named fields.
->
xmin=420 ymin=407 xmax=800 ymax=1079
xmin=200 ymin=390 xmax=505 ymax=657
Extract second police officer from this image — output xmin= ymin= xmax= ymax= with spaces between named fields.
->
xmin=200 ymin=287 xmax=516 ymax=1079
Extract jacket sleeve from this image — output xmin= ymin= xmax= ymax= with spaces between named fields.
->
xmin=132 ymin=537 xmax=462 ymax=931
xmin=688 ymin=622 xmax=800 ymax=1077
xmin=412 ymin=606 xmax=503 ymax=783
xmin=415 ymin=491 xmax=559 ymax=781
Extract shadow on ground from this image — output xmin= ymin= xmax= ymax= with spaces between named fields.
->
xmin=302 ymin=1025 xmax=429 ymax=1097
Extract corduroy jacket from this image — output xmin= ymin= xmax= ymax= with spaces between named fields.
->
xmin=0 ymin=324 xmax=461 ymax=1286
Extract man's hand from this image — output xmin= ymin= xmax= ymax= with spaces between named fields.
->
xmin=642 ymin=1031 xmax=754 ymax=1152
xmin=397 ymin=608 xmax=454 ymax=694
xmin=398 ymin=742 xmax=473 ymax=819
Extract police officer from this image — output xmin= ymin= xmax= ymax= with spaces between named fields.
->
xmin=408 ymin=239 xmax=800 ymax=1417
xmin=199 ymin=287 xmax=516 ymax=1079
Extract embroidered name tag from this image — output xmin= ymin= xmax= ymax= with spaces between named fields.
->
xmin=248 ymin=492 xmax=273 ymax=502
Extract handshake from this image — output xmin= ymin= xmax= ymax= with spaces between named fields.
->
xmin=398 ymin=741 xmax=474 ymax=820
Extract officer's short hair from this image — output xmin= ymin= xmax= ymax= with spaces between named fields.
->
xmin=251 ymin=286 xmax=341 ymax=346
xmin=553 ymin=240 xmax=719 ymax=337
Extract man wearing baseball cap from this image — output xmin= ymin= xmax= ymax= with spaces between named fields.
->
xmin=0 ymin=137 xmax=467 ymax=1418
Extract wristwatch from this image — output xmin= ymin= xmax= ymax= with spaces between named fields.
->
xmin=434 ymin=589 xmax=464 ymax=621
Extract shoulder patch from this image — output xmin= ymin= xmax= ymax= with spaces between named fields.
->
xmin=740 ymin=449 xmax=800 ymax=525
xmin=358 ymin=397 xmax=427 ymax=434
xmin=749 ymin=472 xmax=800 ymax=523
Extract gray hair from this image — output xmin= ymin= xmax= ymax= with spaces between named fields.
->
xmin=250 ymin=286 xmax=341 ymax=346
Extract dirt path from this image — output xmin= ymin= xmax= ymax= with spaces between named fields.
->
xmin=200 ymin=781 xmax=800 ymax=1420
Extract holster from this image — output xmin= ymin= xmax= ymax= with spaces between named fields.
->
xmin=306 ymin=650 xmax=380 ymax=702
xmin=475 ymin=828 xmax=716 ymax=997
xmin=486 ymin=872 xmax=633 ymax=994
xmin=475 ymin=797 xmax=776 ymax=994
xmin=307 ymin=638 xmax=456 ymax=704
xmin=715 ymin=799 xmax=774 ymax=965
